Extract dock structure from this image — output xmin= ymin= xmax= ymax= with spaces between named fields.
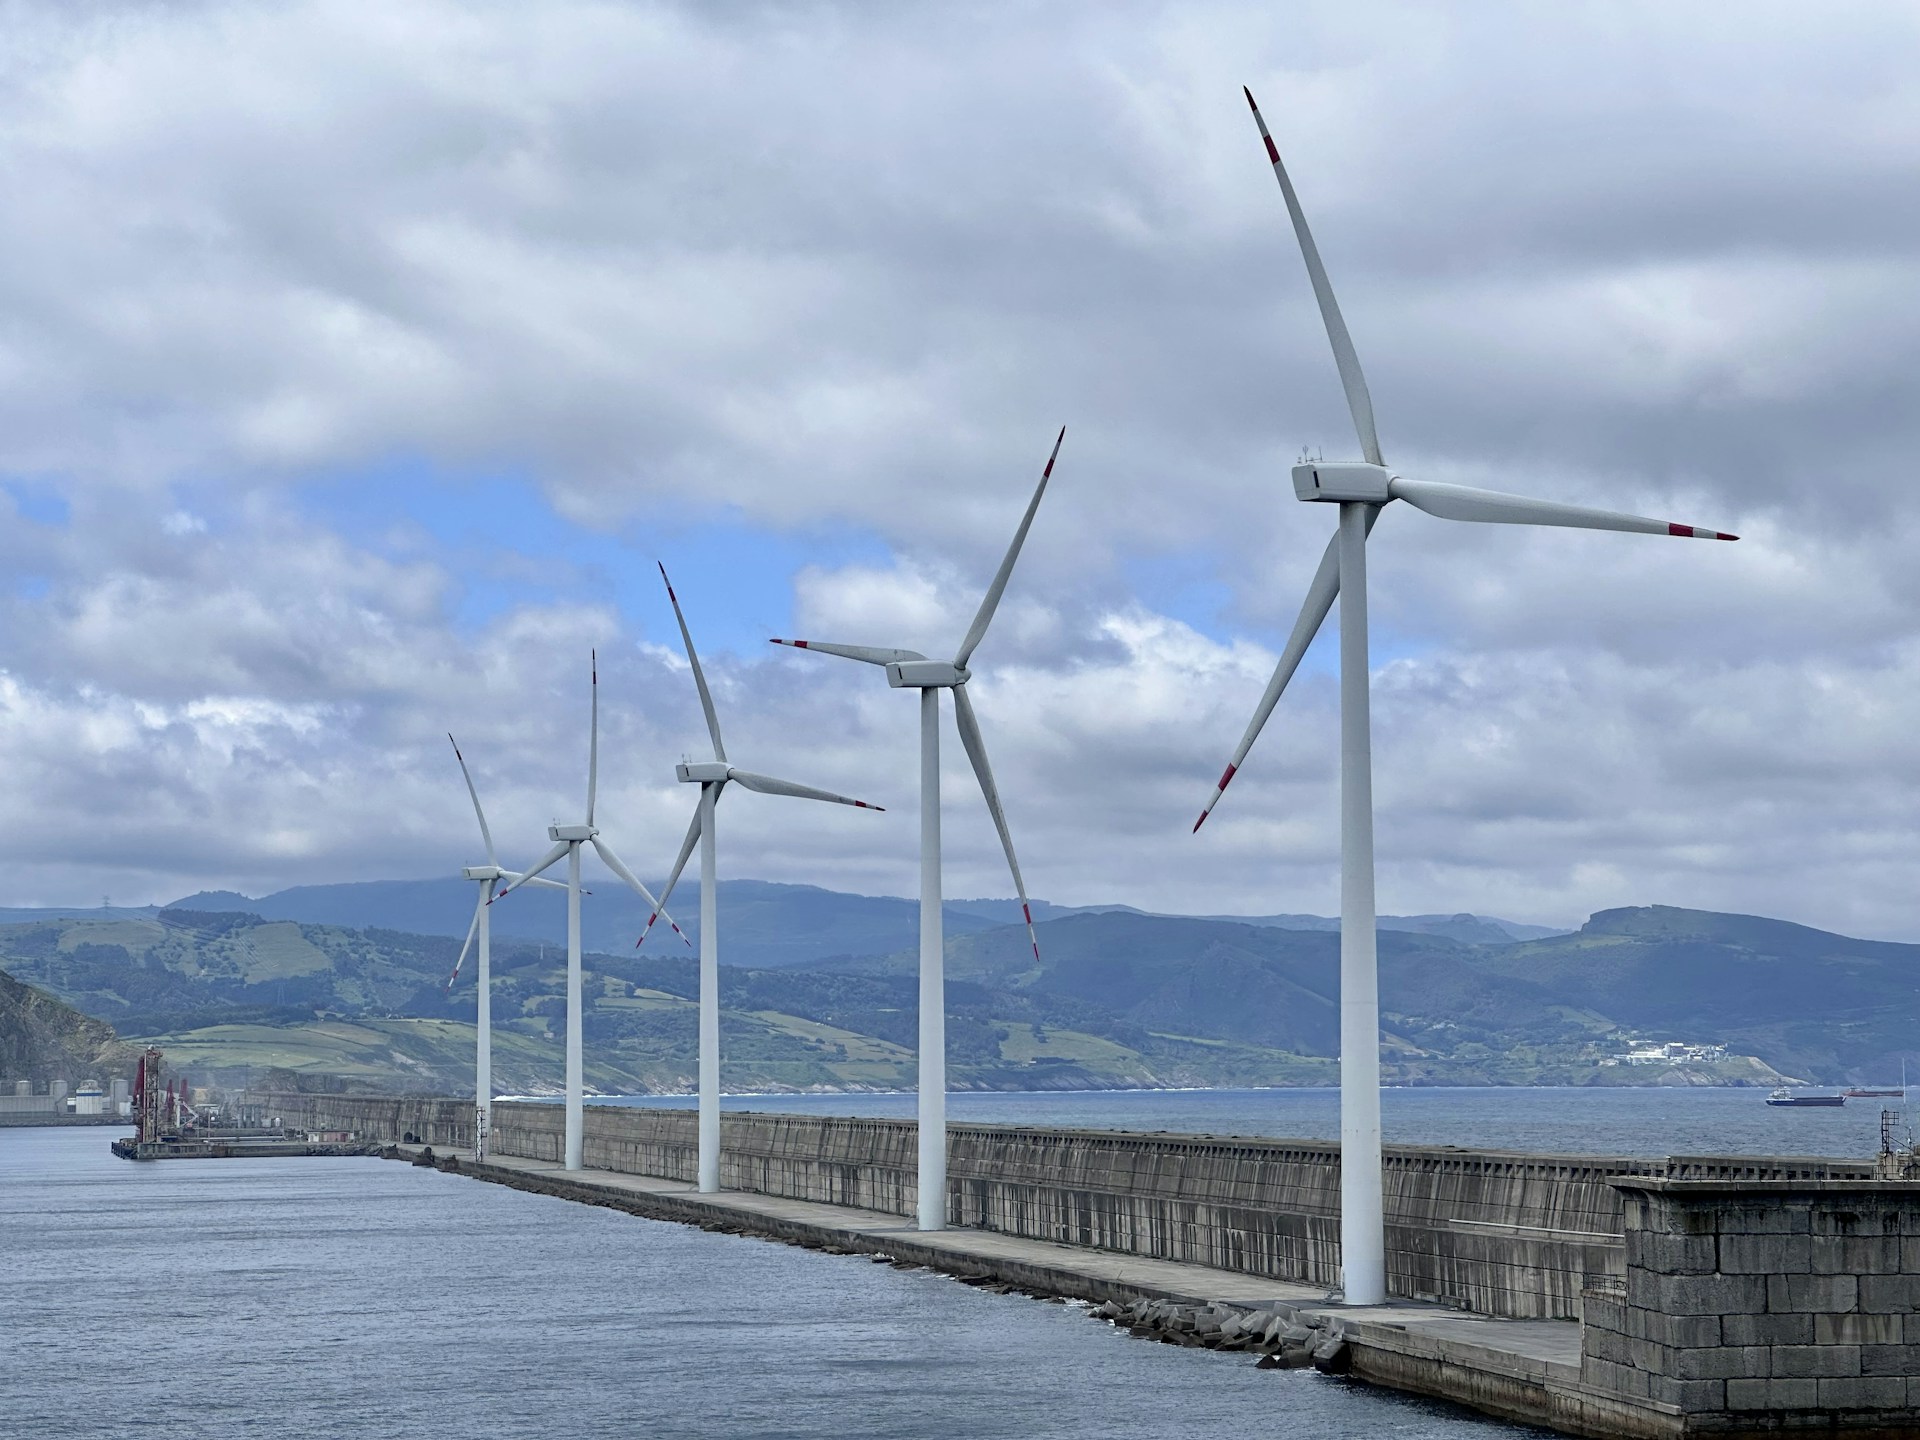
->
xmin=261 ymin=1092 xmax=1920 ymax=1437
xmin=111 ymin=1048 xmax=378 ymax=1160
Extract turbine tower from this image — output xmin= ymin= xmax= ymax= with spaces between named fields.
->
xmin=766 ymin=428 xmax=1063 ymax=1231
xmin=444 ymin=734 xmax=566 ymax=1162
xmin=495 ymin=653 xmax=688 ymax=1172
xmin=1196 ymin=89 xmax=1738 ymax=1305
xmin=640 ymin=565 xmax=884 ymax=1194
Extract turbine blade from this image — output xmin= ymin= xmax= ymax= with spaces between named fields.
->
xmin=726 ymin=768 xmax=884 ymax=810
xmin=1388 ymin=477 xmax=1738 ymax=540
xmin=501 ymin=871 xmax=569 ymax=893
xmin=590 ymin=836 xmax=689 ymax=947
xmin=769 ymin=639 xmax=926 ymax=665
xmin=660 ymin=564 xmax=727 ymax=762
xmin=446 ymin=892 xmax=485 ymax=990
xmin=951 ymin=686 xmax=1040 ymax=963
xmin=637 ymin=804 xmax=704 ymax=950
xmin=954 ymin=426 xmax=1065 ymax=669
xmin=495 ymin=841 xmax=569 ymax=900
xmin=1244 ymin=87 xmax=1383 ymax=467
xmin=449 ymin=734 xmax=496 ymax=866
xmin=1193 ymin=510 xmax=1378 ymax=833
xmin=587 ymin=650 xmax=599 ymax=826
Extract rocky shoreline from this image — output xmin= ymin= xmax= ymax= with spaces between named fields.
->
xmin=1087 ymin=1296 xmax=1351 ymax=1372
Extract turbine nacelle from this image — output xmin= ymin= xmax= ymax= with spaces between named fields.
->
xmin=676 ymin=760 xmax=731 ymax=784
xmin=549 ymin=822 xmax=596 ymax=842
xmin=886 ymin=659 xmax=969 ymax=689
xmin=1292 ymin=461 xmax=1394 ymax=504
xmin=461 ymin=865 xmax=505 ymax=882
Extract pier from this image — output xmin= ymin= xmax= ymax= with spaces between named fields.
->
xmin=263 ymin=1092 xmax=1920 ymax=1437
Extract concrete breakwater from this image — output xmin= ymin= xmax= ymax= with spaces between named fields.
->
xmin=386 ymin=1138 xmax=1920 ymax=1437
xmin=260 ymin=1093 xmax=1871 ymax=1322
xmin=275 ymin=1094 xmax=1920 ymax=1436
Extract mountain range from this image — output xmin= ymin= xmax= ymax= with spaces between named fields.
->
xmin=123 ymin=878 xmax=1562 ymax=965
xmin=0 ymin=877 xmax=1911 ymax=1096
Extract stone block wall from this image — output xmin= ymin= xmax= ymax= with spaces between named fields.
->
xmin=480 ymin=1102 xmax=1639 ymax=1314
xmin=253 ymin=1091 xmax=1878 ymax=1331
xmin=1583 ymin=1179 xmax=1920 ymax=1429
xmin=259 ymin=1092 xmax=473 ymax=1147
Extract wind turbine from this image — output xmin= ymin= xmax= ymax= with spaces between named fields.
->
xmin=765 ymin=429 xmax=1063 ymax=1231
xmin=444 ymin=734 xmax=566 ymax=1163
xmin=1196 ymin=88 xmax=1738 ymax=1304
xmin=494 ymin=652 xmax=688 ymax=1172
xmin=640 ymin=564 xmax=884 ymax=1195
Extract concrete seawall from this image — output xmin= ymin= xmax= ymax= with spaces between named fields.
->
xmin=257 ymin=1093 xmax=1871 ymax=1322
xmin=261 ymin=1093 xmax=1920 ymax=1435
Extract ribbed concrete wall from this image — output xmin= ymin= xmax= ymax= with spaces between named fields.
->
xmin=259 ymin=1092 xmax=1875 ymax=1322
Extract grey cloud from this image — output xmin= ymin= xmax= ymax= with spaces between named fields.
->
xmin=0 ymin=3 xmax=1917 ymax=940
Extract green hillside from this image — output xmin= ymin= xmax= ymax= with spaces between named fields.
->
xmin=0 ymin=900 xmax=1899 ymax=1094
xmin=1475 ymin=906 xmax=1920 ymax=1082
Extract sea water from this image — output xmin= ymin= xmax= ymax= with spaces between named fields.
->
xmin=1 ymin=1126 xmax=1552 ymax=1439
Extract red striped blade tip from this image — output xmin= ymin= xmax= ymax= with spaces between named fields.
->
xmin=1667 ymin=523 xmax=1739 ymax=541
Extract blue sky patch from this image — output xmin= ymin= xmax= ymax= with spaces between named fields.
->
xmin=293 ymin=455 xmax=895 ymax=657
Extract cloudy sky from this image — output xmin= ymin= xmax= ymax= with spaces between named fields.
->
xmin=3 ymin=1 xmax=1919 ymax=937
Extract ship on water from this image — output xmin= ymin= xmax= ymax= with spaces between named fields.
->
xmin=1766 ymin=1087 xmax=1847 ymax=1107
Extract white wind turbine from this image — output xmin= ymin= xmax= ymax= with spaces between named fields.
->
xmin=1195 ymin=88 xmax=1738 ymax=1304
xmin=766 ymin=429 xmax=1063 ymax=1231
xmin=494 ymin=653 xmax=689 ymax=1172
xmin=444 ymin=734 xmax=567 ymax=1162
xmin=638 ymin=564 xmax=885 ymax=1195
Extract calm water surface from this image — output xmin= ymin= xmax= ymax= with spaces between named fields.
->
xmin=4 ymin=1126 xmax=1550 ymax=1439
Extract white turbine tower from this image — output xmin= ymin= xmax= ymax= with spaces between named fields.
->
xmin=767 ymin=428 xmax=1063 ymax=1231
xmin=1195 ymin=88 xmax=1738 ymax=1305
xmin=495 ymin=653 xmax=688 ymax=1172
xmin=639 ymin=565 xmax=885 ymax=1195
xmin=444 ymin=734 xmax=566 ymax=1162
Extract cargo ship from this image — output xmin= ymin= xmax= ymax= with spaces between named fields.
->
xmin=1845 ymin=1087 xmax=1905 ymax=1099
xmin=1766 ymin=1088 xmax=1847 ymax=1107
